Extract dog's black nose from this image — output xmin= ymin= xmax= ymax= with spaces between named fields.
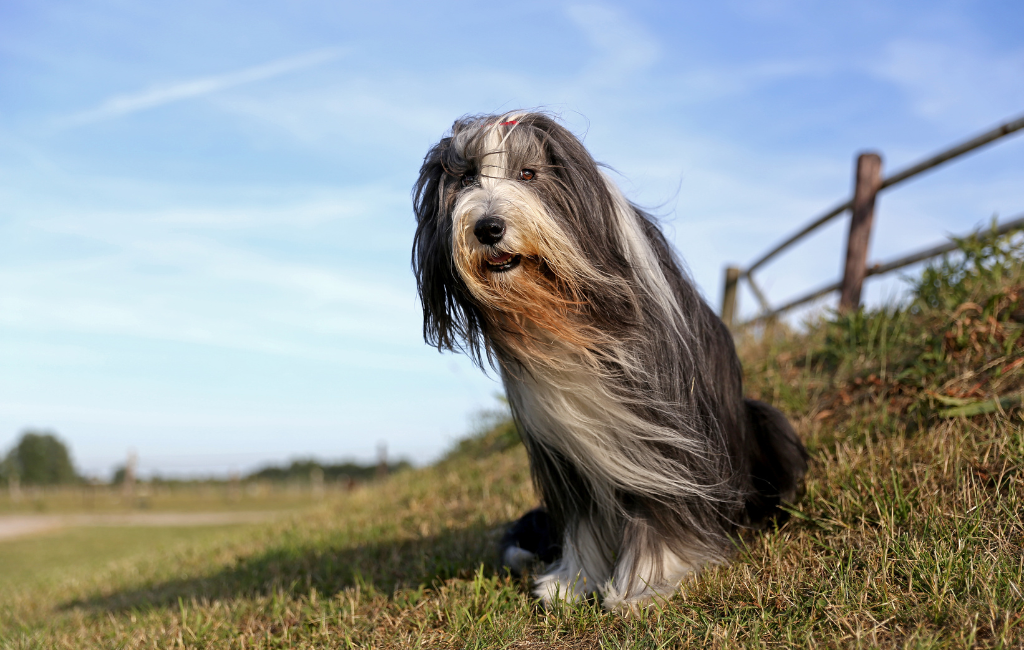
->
xmin=474 ymin=216 xmax=506 ymax=245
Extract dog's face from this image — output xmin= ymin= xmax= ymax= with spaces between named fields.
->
xmin=413 ymin=112 xmax=637 ymax=363
xmin=447 ymin=119 xmax=551 ymax=289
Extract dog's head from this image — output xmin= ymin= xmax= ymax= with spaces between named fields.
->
xmin=412 ymin=112 xmax=646 ymax=364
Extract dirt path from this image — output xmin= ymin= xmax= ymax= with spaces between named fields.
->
xmin=0 ymin=511 xmax=286 ymax=542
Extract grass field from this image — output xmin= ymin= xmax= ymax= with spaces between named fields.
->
xmin=0 ymin=482 xmax=330 ymax=516
xmin=0 ymin=525 xmax=262 ymax=588
xmin=1 ymin=229 xmax=1022 ymax=648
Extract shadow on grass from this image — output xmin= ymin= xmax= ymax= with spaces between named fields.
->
xmin=63 ymin=522 xmax=507 ymax=613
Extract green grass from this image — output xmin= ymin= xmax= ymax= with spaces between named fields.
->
xmin=1 ymin=228 xmax=1022 ymax=648
xmin=0 ymin=483 xmax=327 ymax=516
xmin=0 ymin=525 xmax=259 ymax=587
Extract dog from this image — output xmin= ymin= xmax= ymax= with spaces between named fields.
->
xmin=412 ymin=111 xmax=808 ymax=612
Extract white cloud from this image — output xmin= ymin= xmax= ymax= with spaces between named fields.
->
xmin=0 ymin=186 xmax=430 ymax=365
xmin=60 ymin=47 xmax=347 ymax=126
xmin=671 ymin=59 xmax=829 ymax=105
xmin=565 ymin=4 xmax=660 ymax=85
xmin=872 ymin=39 xmax=1024 ymax=127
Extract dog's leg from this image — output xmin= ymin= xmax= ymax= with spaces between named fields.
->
xmin=500 ymin=508 xmax=560 ymax=575
xmin=744 ymin=398 xmax=809 ymax=523
xmin=600 ymin=520 xmax=712 ymax=614
xmin=532 ymin=518 xmax=609 ymax=606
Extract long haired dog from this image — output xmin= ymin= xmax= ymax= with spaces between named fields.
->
xmin=412 ymin=112 xmax=808 ymax=612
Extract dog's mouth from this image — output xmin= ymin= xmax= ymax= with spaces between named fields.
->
xmin=484 ymin=252 xmax=522 ymax=273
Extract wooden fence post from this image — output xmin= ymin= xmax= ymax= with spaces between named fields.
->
xmin=839 ymin=152 xmax=883 ymax=312
xmin=721 ymin=266 xmax=741 ymax=328
xmin=123 ymin=449 xmax=137 ymax=499
xmin=376 ymin=441 xmax=389 ymax=480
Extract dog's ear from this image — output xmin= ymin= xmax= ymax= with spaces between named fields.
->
xmin=521 ymin=114 xmax=640 ymax=326
xmin=524 ymin=115 xmax=629 ymax=268
xmin=412 ymin=137 xmax=487 ymax=362
xmin=412 ymin=137 xmax=457 ymax=350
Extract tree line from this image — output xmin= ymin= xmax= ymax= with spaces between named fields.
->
xmin=247 ymin=458 xmax=410 ymax=483
xmin=1 ymin=430 xmax=406 ymax=487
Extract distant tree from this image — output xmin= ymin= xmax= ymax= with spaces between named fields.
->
xmin=111 ymin=465 xmax=127 ymax=485
xmin=3 ymin=431 xmax=78 ymax=486
xmin=0 ymin=455 xmax=13 ymax=484
xmin=245 ymin=458 xmax=410 ymax=483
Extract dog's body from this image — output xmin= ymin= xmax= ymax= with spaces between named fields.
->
xmin=413 ymin=112 xmax=807 ymax=611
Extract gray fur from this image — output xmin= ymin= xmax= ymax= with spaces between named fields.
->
xmin=412 ymin=111 xmax=808 ymax=610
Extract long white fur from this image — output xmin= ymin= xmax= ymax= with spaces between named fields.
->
xmin=601 ymin=539 xmax=704 ymax=614
xmin=451 ymin=121 xmax=723 ymax=501
xmin=446 ymin=113 xmax=732 ymax=610
xmin=530 ymin=513 xmax=708 ymax=613
xmin=531 ymin=517 xmax=605 ymax=604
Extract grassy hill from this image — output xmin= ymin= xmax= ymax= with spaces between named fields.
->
xmin=2 ymin=226 xmax=1022 ymax=648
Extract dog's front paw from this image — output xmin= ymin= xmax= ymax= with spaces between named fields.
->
xmin=500 ymin=508 xmax=561 ymax=577
xmin=599 ymin=581 xmax=668 ymax=615
xmin=502 ymin=545 xmax=538 ymax=575
xmin=532 ymin=564 xmax=597 ymax=607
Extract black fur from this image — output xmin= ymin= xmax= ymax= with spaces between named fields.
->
xmin=413 ymin=111 xmax=808 ymax=607
xmin=499 ymin=508 xmax=561 ymax=573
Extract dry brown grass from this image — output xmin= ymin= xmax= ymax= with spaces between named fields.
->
xmin=2 ymin=229 xmax=1022 ymax=648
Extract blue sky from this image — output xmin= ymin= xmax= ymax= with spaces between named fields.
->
xmin=1 ymin=0 xmax=1022 ymax=478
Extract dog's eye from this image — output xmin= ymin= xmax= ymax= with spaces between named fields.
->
xmin=519 ymin=169 xmax=536 ymax=181
xmin=461 ymin=173 xmax=477 ymax=187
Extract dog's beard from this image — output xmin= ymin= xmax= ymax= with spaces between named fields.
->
xmin=450 ymin=183 xmax=620 ymax=368
xmin=444 ymin=148 xmax=732 ymax=506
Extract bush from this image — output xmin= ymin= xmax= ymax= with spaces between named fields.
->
xmin=442 ymin=401 xmax=521 ymax=462
xmin=2 ymin=430 xmax=78 ymax=486
xmin=743 ymin=220 xmax=1024 ymax=429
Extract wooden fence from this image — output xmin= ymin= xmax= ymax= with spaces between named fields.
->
xmin=721 ymin=112 xmax=1024 ymax=328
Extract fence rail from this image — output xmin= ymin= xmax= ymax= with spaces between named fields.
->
xmin=744 ymin=213 xmax=1024 ymax=324
xmin=722 ymin=112 xmax=1024 ymax=328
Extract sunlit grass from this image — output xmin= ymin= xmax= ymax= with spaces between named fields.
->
xmin=0 ymin=525 xmax=257 ymax=588
xmin=0 ymin=483 xmax=330 ymax=516
xmin=2 ymin=227 xmax=1022 ymax=648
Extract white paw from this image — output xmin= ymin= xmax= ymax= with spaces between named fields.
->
xmin=502 ymin=546 xmax=537 ymax=575
xmin=600 ymin=579 xmax=675 ymax=614
xmin=533 ymin=566 xmax=597 ymax=606
xmin=600 ymin=544 xmax=703 ymax=614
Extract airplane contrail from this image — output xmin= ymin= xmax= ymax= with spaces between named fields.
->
xmin=61 ymin=46 xmax=346 ymax=126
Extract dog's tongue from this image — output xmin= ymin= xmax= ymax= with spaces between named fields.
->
xmin=488 ymin=252 xmax=514 ymax=265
